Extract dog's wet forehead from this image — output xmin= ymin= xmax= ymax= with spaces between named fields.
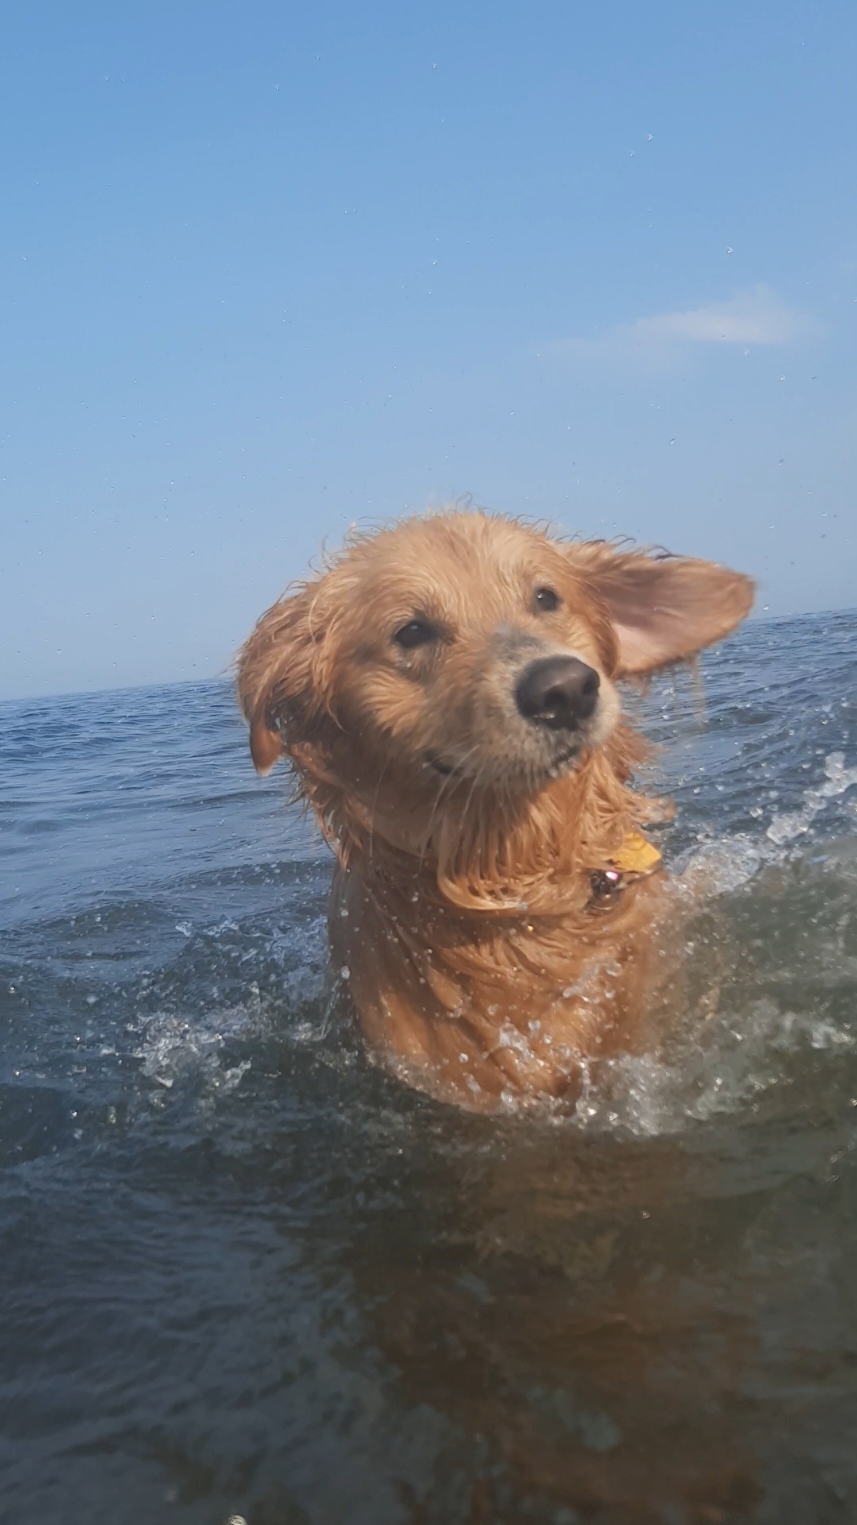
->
xmin=344 ymin=520 xmax=581 ymax=634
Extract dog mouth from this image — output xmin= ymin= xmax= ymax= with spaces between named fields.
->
xmin=425 ymin=751 xmax=459 ymax=778
xmin=424 ymin=738 xmax=584 ymax=786
xmin=544 ymin=742 xmax=582 ymax=779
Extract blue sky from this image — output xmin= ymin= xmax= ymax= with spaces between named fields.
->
xmin=2 ymin=0 xmax=855 ymax=699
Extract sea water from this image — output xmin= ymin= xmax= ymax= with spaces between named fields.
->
xmin=1 ymin=611 xmax=856 ymax=1524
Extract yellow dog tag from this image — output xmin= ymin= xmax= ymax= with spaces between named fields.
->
xmin=609 ymin=830 xmax=662 ymax=875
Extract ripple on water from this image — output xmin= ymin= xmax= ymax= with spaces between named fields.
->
xmin=1 ymin=621 xmax=857 ymax=1523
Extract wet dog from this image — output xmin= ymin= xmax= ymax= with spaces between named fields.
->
xmin=238 ymin=511 xmax=753 ymax=1110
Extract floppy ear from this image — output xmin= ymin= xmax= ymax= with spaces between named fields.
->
xmin=236 ymin=583 xmax=326 ymax=775
xmin=575 ymin=544 xmax=755 ymax=676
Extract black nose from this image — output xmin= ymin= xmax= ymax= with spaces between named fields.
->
xmin=515 ymin=656 xmax=600 ymax=730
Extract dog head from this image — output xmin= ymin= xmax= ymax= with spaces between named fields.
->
xmin=238 ymin=512 xmax=753 ymax=816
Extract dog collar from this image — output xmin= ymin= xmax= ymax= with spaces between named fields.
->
xmin=589 ymin=829 xmax=663 ymax=908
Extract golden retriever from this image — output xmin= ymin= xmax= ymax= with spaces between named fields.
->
xmin=237 ymin=510 xmax=753 ymax=1111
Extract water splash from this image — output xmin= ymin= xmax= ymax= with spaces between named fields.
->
xmin=130 ymin=1005 xmax=258 ymax=1095
xmin=563 ymin=751 xmax=857 ymax=1137
xmin=570 ymin=996 xmax=857 ymax=1138
xmin=676 ymin=751 xmax=857 ymax=898
xmin=766 ymin=751 xmax=857 ymax=846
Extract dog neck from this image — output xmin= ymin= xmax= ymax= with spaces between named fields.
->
xmin=327 ymin=739 xmax=670 ymax=1110
xmin=310 ymin=721 xmax=657 ymax=921
xmin=318 ymin=723 xmax=670 ymax=1110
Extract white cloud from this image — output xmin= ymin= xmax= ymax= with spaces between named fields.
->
xmin=552 ymin=285 xmax=817 ymax=366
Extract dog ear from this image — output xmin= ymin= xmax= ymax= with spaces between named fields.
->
xmin=575 ymin=544 xmax=755 ymax=676
xmin=236 ymin=582 xmax=328 ymax=775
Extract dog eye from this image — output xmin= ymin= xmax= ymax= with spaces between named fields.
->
xmin=394 ymin=619 xmax=438 ymax=650
xmin=534 ymin=586 xmax=561 ymax=612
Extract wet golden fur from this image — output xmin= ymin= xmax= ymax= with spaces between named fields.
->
xmin=237 ymin=511 xmax=753 ymax=1111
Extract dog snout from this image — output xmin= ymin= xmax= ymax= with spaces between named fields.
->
xmin=515 ymin=656 xmax=600 ymax=731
